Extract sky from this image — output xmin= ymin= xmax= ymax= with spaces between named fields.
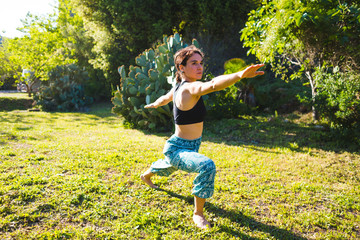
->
xmin=0 ymin=0 xmax=57 ymax=38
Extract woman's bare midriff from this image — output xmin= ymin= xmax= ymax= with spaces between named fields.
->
xmin=175 ymin=122 xmax=204 ymax=140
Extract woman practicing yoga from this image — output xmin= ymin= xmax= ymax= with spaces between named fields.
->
xmin=141 ymin=45 xmax=264 ymax=229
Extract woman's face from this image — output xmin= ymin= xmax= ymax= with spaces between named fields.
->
xmin=180 ymin=53 xmax=203 ymax=82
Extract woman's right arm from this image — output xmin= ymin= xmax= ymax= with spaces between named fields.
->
xmin=144 ymin=88 xmax=174 ymax=108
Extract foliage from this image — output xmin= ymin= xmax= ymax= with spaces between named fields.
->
xmin=34 ymin=64 xmax=93 ymax=112
xmin=254 ymin=72 xmax=310 ymax=113
xmin=224 ymin=58 xmax=248 ymax=75
xmin=0 ymin=40 xmax=20 ymax=89
xmin=0 ymin=76 xmax=16 ymax=90
xmin=206 ymin=59 xmax=252 ymax=119
xmin=206 ymin=59 xmax=309 ymax=119
xmin=176 ymin=0 xmax=259 ymax=74
xmin=68 ymin=0 xmax=259 ymax=94
xmin=0 ymin=13 xmax=75 ymax=97
xmin=206 ymin=89 xmax=252 ymax=119
xmin=315 ymin=68 xmax=360 ymax=131
xmin=0 ymin=37 xmax=8 ymax=88
xmin=112 ymin=33 xmax=200 ymax=131
xmin=241 ymin=0 xmax=360 ymax=119
xmin=57 ymin=0 xmax=108 ymax=100
xmin=241 ymin=0 xmax=360 ymax=70
xmin=0 ymin=105 xmax=359 ymax=239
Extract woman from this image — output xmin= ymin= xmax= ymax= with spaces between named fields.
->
xmin=141 ymin=45 xmax=264 ymax=229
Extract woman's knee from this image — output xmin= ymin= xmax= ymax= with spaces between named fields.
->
xmin=200 ymin=159 xmax=216 ymax=175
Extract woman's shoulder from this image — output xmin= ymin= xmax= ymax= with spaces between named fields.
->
xmin=182 ymin=81 xmax=206 ymax=94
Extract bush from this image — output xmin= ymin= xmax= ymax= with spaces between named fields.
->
xmin=205 ymin=88 xmax=252 ymax=119
xmin=34 ymin=64 xmax=93 ymax=112
xmin=315 ymin=67 xmax=360 ymax=130
xmin=254 ymin=73 xmax=310 ymax=114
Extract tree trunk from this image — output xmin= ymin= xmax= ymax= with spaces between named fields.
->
xmin=26 ymin=84 xmax=32 ymax=97
xmin=305 ymin=71 xmax=319 ymax=121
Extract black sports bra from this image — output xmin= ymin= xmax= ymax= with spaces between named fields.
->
xmin=173 ymin=81 xmax=206 ymax=125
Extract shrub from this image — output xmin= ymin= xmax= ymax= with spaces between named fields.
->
xmin=254 ymin=73 xmax=310 ymax=114
xmin=112 ymin=33 xmax=200 ymax=131
xmin=34 ymin=64 xmax=93 ymax=112
xmin=315 ymin=67 xmax=360 ymax=130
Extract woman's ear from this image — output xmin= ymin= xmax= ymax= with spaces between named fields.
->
xmin=179 ymin=65 xmax=185 ymax=73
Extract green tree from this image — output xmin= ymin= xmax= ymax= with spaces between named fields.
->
xmin=241 ymin=0 xmax=360 ymax=120
xmin=57 ymin=0 xmax=108 ymax=100
xmin=68 ymin=0 xmax=259 ymax=96
xmin=0 ymin=39 xmax=17 ymax=88
xmin=1 ymin=13 xmax=74 ymax=97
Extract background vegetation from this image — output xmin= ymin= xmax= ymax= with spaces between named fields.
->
xmin=241 ymin=0 xmax=360 ymax=122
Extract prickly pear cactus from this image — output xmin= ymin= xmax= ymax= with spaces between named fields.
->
xmin=112 ymin=33 xmax=201 ymax=130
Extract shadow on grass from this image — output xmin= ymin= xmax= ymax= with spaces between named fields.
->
xmin=2 ymin=99 xmax=359 ymax=153
xmin=0 ymin=98 xmax=34 ymax=111
xmin=156 ymin=188 xmax=306 ymax=240
xmin=203 ymin=117 xmax=360 ymax=154
xmin=144 ymin=115 xmax=359 ymax=154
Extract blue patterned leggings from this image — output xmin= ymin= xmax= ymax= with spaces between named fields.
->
xmin=149 ymin=135 xmax=216 ymax=199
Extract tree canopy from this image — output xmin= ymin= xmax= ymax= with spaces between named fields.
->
xmin=67 ymin=0 xmax=258 ymax=92
xmin=0 ymin=13 xmax=74 ymax=96
xmin=241 ymin=0 xmax=360 ymax=119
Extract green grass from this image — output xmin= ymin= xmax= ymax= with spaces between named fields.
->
xmin=0 ymin=102 xmax=359 ymax=239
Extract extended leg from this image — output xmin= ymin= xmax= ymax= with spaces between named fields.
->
xmin=140 ymin=169 xmax=158 ymax=189
xmin=141 ymin=157 xmax=177 ymax=188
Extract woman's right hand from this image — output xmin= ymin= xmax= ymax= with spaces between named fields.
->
xmin=238 ymin=64 xmax=265 ymax=79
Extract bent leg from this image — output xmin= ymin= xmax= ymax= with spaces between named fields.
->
xmin=175 ymin=151 xmax=216 ymax=199
xmin=174 ymin=151 xmax=216 ymax=229
xmin=149 ymin=157 xmax=177 ymax=177
xmin=193 ymin=195 xmax=211 ymax=229
xmin=192 ymin=159 xmax=216 ymax=199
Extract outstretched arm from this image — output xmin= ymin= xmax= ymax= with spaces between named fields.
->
xmin=187 ymin=64 xmax=265 ymax=96
xmin=144 ymin=89 xmax=174 ymax=108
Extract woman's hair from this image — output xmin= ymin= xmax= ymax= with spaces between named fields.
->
xmin=174 ymin=45 xmax=204 ymax=83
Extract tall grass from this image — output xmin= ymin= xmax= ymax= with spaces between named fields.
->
xmin=0 ymin=102 xmax=359 ymax=239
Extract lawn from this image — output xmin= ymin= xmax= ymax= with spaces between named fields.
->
xmin=0 ymin=98 xmax=359 ymax=239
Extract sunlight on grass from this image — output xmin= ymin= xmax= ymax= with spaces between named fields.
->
xmin=0 ymin=92 xmax=31 ymax=99
xmin=0 ymin=104 xmax=359 ymax=239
